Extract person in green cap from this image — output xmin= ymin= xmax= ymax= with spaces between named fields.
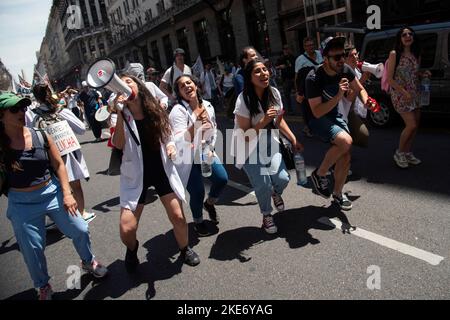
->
xmin=0 ymin=92 xmax=108 ymax=300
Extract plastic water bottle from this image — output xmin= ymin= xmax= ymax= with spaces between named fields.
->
xmin=201 ymin=140 xmax=212 ymax=178
xmin=420 ymin=76 xmax=431 ymax=106
xmin=294 ymin=152 xmax=307 ymax=186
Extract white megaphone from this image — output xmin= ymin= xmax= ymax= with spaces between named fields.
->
xmin=357 ymin=61 xmax=384 ymax=79
xmin=86 ymin=59 xmax=136 ymax=118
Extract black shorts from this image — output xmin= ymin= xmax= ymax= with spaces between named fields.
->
xmin=138 ymin=149 xmax=174 ymax=204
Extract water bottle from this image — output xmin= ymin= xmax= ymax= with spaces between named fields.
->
xmin=201 ymin=140 xmax=212 ymax=178
xmin=420 ymin=76 xmax=431 ymax=106
xmin=294 ymin=152 xmax=307 ymax=186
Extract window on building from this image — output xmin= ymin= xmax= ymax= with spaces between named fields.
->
xmin=157 ymin=1 xmax=165 ymax=15
xmin=79 ymin=0 xmax=89 ymax=27
xmin=151 ymin=40 xmax=162 ymax=69
xmin=162 ymin=34 xmax=173 ymax=67
xmin=315 ymin=0 xmax=334 ymax=14
xmin=99 ymin=41 xmax=106 ymax=57
xmin=99 ymin=0 xmax=108 ymax=24
xmin=133 ymin=50 xmax=140 ymax=63
xmin=335 ymin=0 xmax=346 ymax=9
xmin=89 ymin=1 xmax=99 ymax=26
xmin=88 ymin=38 xmax=97 ymax=58
xmin=176 ymin=27 xmax=191 ymax=65
xmin=124 ymin=0 xmax=130 ymax=15
xmin=244 ymin=0 xmax=271 ymax=57
xmin=194 ymin=19 xmax=211 ymax=60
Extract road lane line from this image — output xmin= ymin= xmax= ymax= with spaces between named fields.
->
xmin=227 ymin=180 xmax=255 ymax=196
xmin=317 ymin=218 xmax=444 ymax=266
xmin=227 ymin=179 xmax=445 ymax=266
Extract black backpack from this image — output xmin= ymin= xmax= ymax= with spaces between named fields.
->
xmin=296 ymin=53 xmax=321 ymax=96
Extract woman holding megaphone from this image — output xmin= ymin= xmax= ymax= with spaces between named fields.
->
xmin=111 ymin=74 xmax=200 ymax=273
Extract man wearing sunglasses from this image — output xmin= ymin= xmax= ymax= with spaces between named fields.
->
xmin=305 ymin=37 xmax=375 ymax=210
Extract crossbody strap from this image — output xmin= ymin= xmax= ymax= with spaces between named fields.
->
xmin=120 ymin=111 xmax=140 ymax=146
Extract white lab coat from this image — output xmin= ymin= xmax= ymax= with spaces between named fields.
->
xmin=118 ymin=107 xmax=185 ymax=211
xmin=169 ymin=100 xmax=217 ymax=186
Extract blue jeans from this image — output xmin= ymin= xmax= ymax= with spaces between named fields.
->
xmin=243 ymin=149 xmax=290 ymax=215
xmin=6 ymin=178 xmax=94 ymax=288
xmin=186 ymin=157 xmax=229 ymax=223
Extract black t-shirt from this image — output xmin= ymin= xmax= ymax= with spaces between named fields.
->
xmin=276 ymin=54 xmax=296 ymax=80
xmin=304 ymin=64 xmax=356 ymax=121
xmin=78 ymin=90 xmax=99 ymax=115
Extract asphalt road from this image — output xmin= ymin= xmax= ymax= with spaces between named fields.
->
xmin=1 ymin=112 xmax=449 ymax=300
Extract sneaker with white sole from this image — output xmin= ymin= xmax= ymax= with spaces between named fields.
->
xmin=81 ymin=260 xmax=108 ymax=278
xmin=332 ymin=193 xmax=353 ymax=211
xmin=38 ymin=284 xmax=53 ymax=300
xmin=262 ymin=214 xmax=278 ymax=234
xmin=311 ymin=169 xmax=331 ymax=198
xmin=394 ymin=151 xmax=409 ymax=169
xmin=405 ymin=153 xmax=421 ymax=165
xmin=271 ymin=193 xmax=285 ymax=212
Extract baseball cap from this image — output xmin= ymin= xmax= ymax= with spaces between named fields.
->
xmin=126 ymin=63 xmax=145 ymax=81
xmin=321 ymin=36 xmax=346 ymax=56
xmin=173 ymin=48 xmax=185 ymax=57
xmin=0 ymin=92 xmax=31 ymax=110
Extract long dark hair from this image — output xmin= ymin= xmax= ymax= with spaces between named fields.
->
xmin=173 ymin=74 xmax=203 ymax=106
xmin=32 ymin=83 xmax=59 ymax=112
xmin=242 ymin=59 xmax=278 ymax=119
xmin=238 ymin=46 xmax=262 ymax=69
xmin=0 ymin=114 xmax=21 ymax=172
xmin=394 ymin=26 xmax=422 ymax=68
xmin=120 ymin=74 xmax=172 ymax=148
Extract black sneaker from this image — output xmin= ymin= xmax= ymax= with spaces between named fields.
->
xmin=311 ymin=169 xmax=331 ymax=199
xmin=194 ymin=221 xmax=212 ymax=237
xmin=181 ymin=247 xmax=200 ymax=266
xmin=332 ymin=193 xmax=353 ymax=211
xmin=124 ymin=240 xmax=139 ymax=273
xmin=204 ymin=201 xmax=219 ymax=224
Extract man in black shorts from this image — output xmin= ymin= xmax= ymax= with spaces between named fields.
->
xmin=305 ymin=37 xmax=375 ymax=210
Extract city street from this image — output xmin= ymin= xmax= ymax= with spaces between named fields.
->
xmin=0 ymin=113 xmax=449 ymax=300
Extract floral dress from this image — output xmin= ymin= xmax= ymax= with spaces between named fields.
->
xmin=390 ymin=54 xmax=420 ymax=113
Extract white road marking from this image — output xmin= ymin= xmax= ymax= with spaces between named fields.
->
xmin=227 ymin=180 xmax=255 ymax=196
xmin=227 ymin=179 xmax=445 ymax=266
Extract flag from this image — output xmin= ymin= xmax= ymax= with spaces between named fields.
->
xmin=18 ymin=74 xmax=31 ymax=89
xmin=191 ymin=55 xmax=204 ymax=79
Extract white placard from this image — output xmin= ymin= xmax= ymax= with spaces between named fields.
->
xmin=45 ymin=120 xmax=81 ymax=156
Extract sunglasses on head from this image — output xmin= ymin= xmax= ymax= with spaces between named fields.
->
xmin=402 ymin=32 xmax=414 ymax=37
xmin=328 ymin=53 xmax=345 ymax=61
xmin=9 ymin=104 xmax=27 ymax=114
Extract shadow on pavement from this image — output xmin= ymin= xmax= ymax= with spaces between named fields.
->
xmin=209 ymin=205 xmax=353 ymax=263
xmin=92 ymin=189 xmax=158 ymax=213
xmin=72 ymin=229 xmax=200 ymax=300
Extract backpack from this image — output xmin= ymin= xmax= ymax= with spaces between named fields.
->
xmin=381 ymin=59 xmax=390 ymax=93
xmin=296 ymin=53 xmax=321 ymax=96
xmin=32 ymin=105 xmax=64 ymax=129
xmin=381 ymin=51 xmax=401 ymax=93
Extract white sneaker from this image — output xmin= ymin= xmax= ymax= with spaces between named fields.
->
xmin=394 ymin=151 xmax=409 ymax=169
xmin=405 ymin=153 xmax=421 ymax=165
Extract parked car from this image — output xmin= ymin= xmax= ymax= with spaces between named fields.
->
xmin=360 ymin=22 xmax=450 ymax=127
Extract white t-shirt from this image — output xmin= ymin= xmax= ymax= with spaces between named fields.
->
xmin=295 ymin=50 xmax=324 ymax=73
xmin=232 ymin=87 xmax=283 ymax=169
xmin=162 ymin=64 xmax=192 ymax=89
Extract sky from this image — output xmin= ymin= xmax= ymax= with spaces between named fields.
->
xmin=0 ymin=0 xmax=53 ymax=84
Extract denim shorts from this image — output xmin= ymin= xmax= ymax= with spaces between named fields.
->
xmin=309 ymin=116 xmax=350 ymax=143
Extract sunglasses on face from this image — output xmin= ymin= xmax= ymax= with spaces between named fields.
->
xmin=9 ymin=104 xmax=27 ymax=114
xmin=328 ymin=53 xmax=345 ymax=61
xmin=402 ymin=32 xmax=414 ymax=38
